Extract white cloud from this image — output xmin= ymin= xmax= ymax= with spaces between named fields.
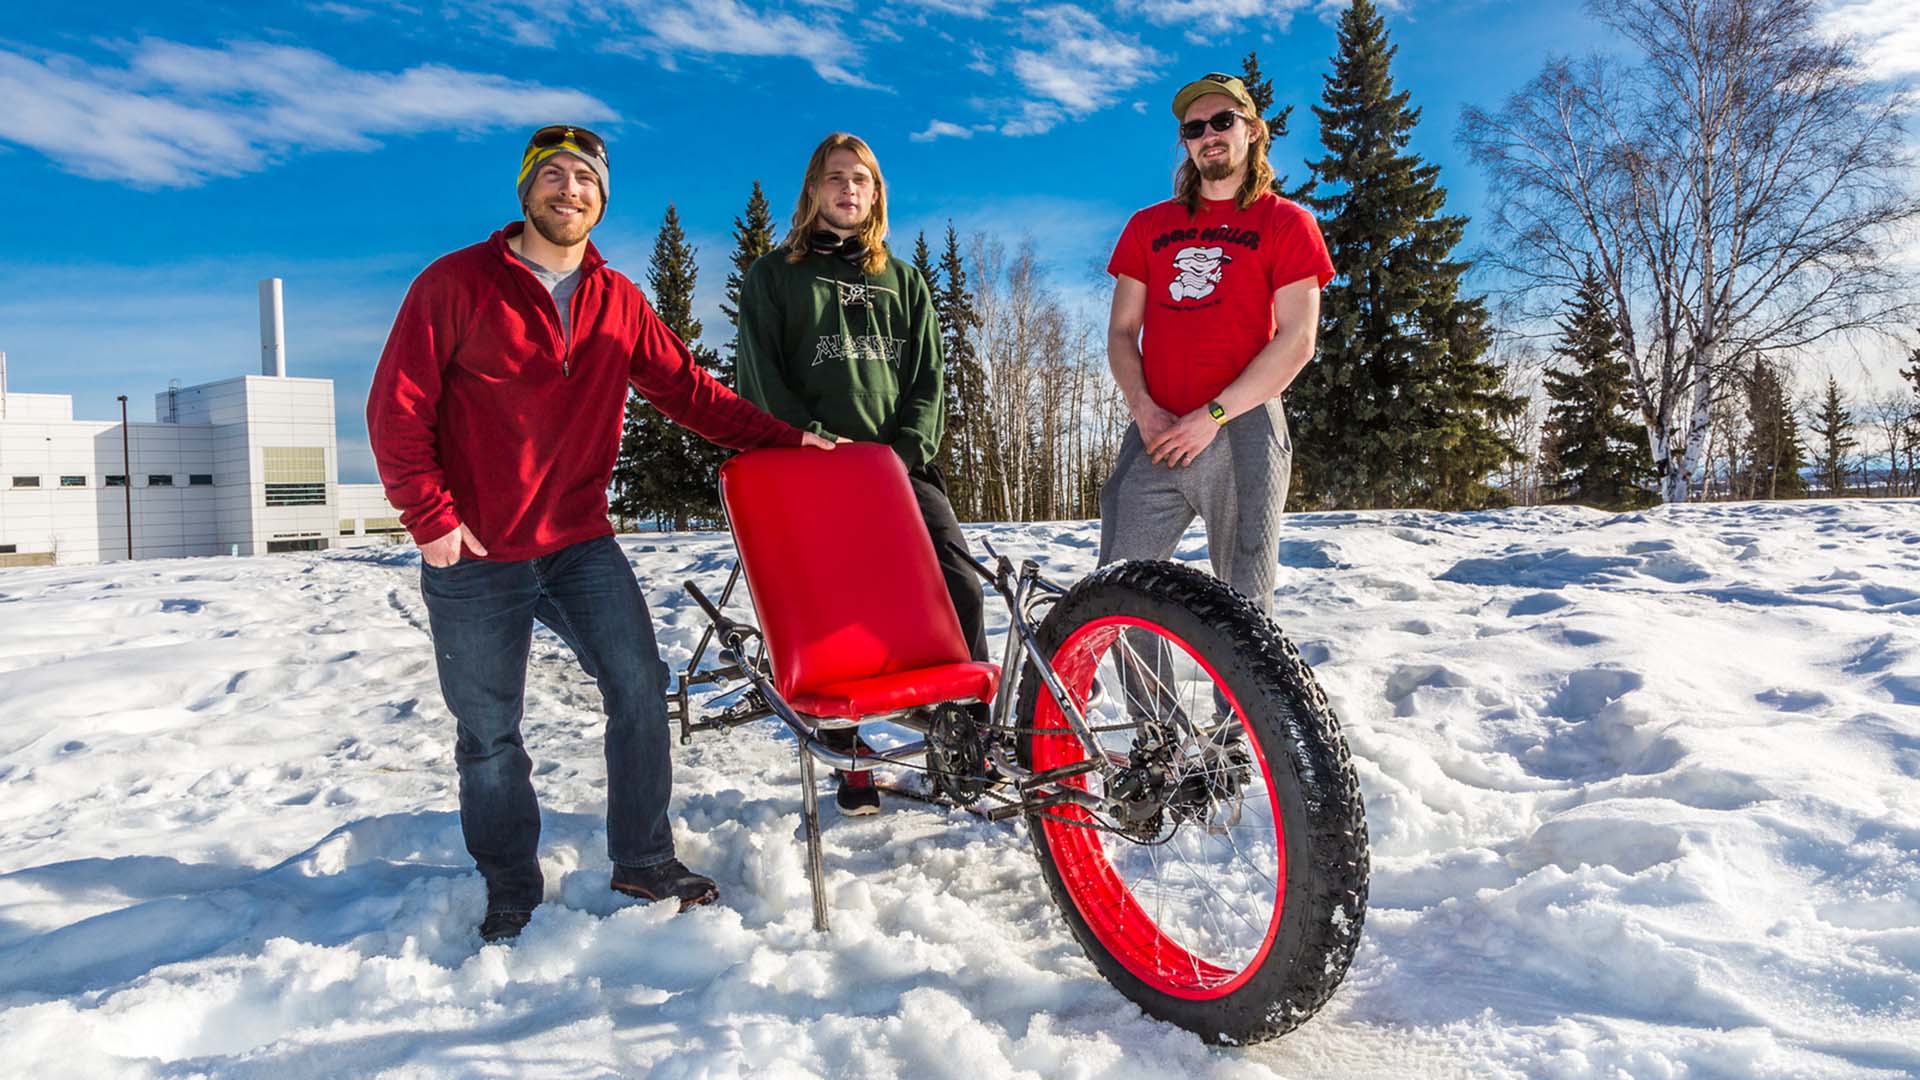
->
xmin=637 ymin=0 xmax=877 ymax=88
xmin=445 ymin=0 xmax=879 ymax=89
xmin=911 ymin=119 xmax=976 ymax=142
xmin=0 ymin=41 xmax=613 ymax=188
xmin=307 ymin=1 xmax=377 ymax=19
xmin=1120 ymin=0 xmax=1407 ymax=32
xmin=1120 ymin=0 xmax=1312 ymax=32
xmin=1823 ymin=0 xmax=1920 ymax=81
xmin=1000 ymin=5 xmax=1160 ymax=136
xmin=887 ymin=0 xmax=1003 ymax=13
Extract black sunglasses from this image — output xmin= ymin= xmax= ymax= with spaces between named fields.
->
xmin=1179 ymin=109 xmax=1243 ymax=141
xmin=528 ymin=125 xmax=608 ymax=164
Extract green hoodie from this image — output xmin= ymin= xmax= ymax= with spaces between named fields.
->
xmin=736 ymin=247 xmax=945 ymax=469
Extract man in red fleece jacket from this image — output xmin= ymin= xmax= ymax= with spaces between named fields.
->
xmin=369 ymin=125 xmax=834 ymax=943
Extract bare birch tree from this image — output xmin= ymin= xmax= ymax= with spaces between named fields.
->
xmin=950 ymin=232 xmax=1129 ymax=523
xmin=1864 ymin=390 xmax=1916 ymax=496
xmin=1461 ymin=0 xmax=1919 ymax=502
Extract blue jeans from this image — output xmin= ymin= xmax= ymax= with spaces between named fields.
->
xmin=419 ymin=534 xmax=675 ymax=913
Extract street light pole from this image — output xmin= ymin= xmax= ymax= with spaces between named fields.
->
xmin=118 ymin=394 xmax=132 ymax=559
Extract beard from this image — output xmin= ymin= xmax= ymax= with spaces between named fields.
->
xmin=527 ymin=200 xmax=595 ymax=247
xmin=1198 ymin=151 xmax=1240 ymax=182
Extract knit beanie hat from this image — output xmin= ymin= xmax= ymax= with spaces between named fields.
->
xmin=516 ymin=125 xmax=610 ymax=220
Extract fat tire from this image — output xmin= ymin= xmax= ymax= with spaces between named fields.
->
xmin=1015 ymin=559 xmax=1369 ymax=1044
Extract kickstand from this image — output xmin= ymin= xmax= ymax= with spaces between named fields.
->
xmin=797 ymin=742 xmax=831 ymax=932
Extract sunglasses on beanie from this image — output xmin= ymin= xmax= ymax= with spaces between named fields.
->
xmin=525 ymin=125 xmax=608 ymax=165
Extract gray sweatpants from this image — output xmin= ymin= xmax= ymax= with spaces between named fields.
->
xmin=1096 ymin=400 xmax=1292 ymax=724
xmin=1097 ymin=398 xmax=1292 ymax=616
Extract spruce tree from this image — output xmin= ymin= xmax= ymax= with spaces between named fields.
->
xmin=1540 ymin=270 xmax=1656 ymax=509
xmin=936 ymin=223 xmax=986 ymax=520
xmin=1412 ymin=293 xmax=1525 ymax=509
xmin=1805 ymin=374 xmax=1856 ymax=496
xmin=911 ymin=230 xmax=936 ymax=283
xmin=1904 ymin=339 xmax=1920 ymax=495
xmin=1289 ymin=0 xmax=1519 ymax=510
xmin=721 ymin=180 xmax=777 ymax=388
xmin=909 ymin=230 xmax=953 ymax=486
xmin=1741 ymin=358 xmax=1807 ymax=500
xmin=613 ymin=204 xmax=721 ymax=529
xmin=1902 ymin=335 xmax=1920 ymax=427
xmin=1237 ymin=50 xmax=1296 ymax=195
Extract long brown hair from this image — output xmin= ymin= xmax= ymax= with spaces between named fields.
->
xmin=1174 ymin=110 xmax=1275 ymax=216
xmin=783 ymin=133 xmax=889 ymax=274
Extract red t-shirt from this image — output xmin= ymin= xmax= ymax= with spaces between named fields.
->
xmin=1107 ymin=192 xmax=1335 ymax=415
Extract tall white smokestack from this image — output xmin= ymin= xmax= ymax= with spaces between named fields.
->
xmin=1 ymin=350 xmax=8 ymax=418
xmin=258 ymin=278 xmax=286 ymax=377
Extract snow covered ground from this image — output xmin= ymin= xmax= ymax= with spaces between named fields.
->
xmin=2 ymin=499 xmax=1918 ymax=1079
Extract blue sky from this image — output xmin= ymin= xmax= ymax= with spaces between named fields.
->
xmin=0 ymin=1 xmax=1912 ymax=484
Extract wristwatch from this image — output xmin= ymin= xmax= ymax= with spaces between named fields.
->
xmin=1207 ymin=400 xmax=1228 ymax=425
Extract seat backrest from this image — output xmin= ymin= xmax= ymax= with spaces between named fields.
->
xmin=720 ymin=443 xmax=970 ymax=700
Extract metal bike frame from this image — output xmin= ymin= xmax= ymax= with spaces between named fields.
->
xmin=679 ymin=543 xmax=1122 ymax=932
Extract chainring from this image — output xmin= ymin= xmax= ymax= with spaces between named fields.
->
xmin=926 ymin=702 xmax=991 ymax=806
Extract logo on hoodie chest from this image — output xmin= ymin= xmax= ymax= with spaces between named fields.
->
xmin=813 ymin=335 xmax=905 ymax=368
xmin=815 ymin=275 xmax=899 ymax=309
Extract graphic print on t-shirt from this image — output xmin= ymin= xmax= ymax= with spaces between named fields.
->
xmin=1169 ymin=245 xmax=1232 ymax=302
xmin=1107 ymin=193 xmax=1335 ymax=413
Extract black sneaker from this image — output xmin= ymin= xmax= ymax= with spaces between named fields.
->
xmin=835 ymin=767 xmax=882 ymax=816
xmin=610 ymin=859 xmax=719 ymax=911
xmin=479 ymin=909 xmax=532 ymax=943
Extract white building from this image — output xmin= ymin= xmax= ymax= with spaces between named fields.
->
xmin=0 ymin=280 xmax=402 ymax=567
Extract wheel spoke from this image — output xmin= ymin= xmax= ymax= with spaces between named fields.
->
xmin=1033 ymin=611 xmax=1286 ymax=998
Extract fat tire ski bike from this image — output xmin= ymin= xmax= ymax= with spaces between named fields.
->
xmin=672 ymin=443 xmax=1369 ymax=1045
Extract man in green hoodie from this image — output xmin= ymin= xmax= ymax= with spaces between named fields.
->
xmin=737 ymin=132 xmax=985 ymax=817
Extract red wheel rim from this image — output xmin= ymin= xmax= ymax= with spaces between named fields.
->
xmin=1032 ymin=615 xmax=1287 ymax=1000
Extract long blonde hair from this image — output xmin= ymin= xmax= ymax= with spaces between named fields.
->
xmin=1174 ymin=110 xmax=1275 ymax=216
xmin=783 ymin=133 xmax=890 ymax=274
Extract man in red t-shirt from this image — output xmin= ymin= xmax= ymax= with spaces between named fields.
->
xmin=1102 ymin=72 xmax=1334 ymax=644
xmin=369 ymin=126 xmax=834 ymax=943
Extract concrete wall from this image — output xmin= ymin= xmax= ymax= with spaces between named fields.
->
xmin=1 ymin=419 xmax=223 ymax=561
xmin=0 ymin=393 xmax=74 ymax=422
xmin=1 ymin=374 xmax=397 ymax=563
xmin=336 ymin=482 xmax=409 ymax=548
xmin=237 ymin=377 xmax=339 ymax=555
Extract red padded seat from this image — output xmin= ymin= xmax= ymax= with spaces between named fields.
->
xmin=788 ymin=662 xmax=999 ymax=719
xmin=720 ymin=443 xmax=1000 ymax=720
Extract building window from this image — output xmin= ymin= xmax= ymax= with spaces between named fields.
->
xmin=189 ymin=474 xmax=213 ymax=486
xmin=266 ymin=538 xmax=326 ymax=553
xmin=262 ymin=447 xmax=327 ymax=508
xmin=10 ymin=476 xmax=39 ymax=488
xmin=60 ymin=475 xmax=86 ymax=487
xmin=0 ymin=544 xmax=15 ymax=554
xmin=105 ymin=475 xmax=127 ymax=487
xmin=148 ymin=474 xmax=174 ymax=487
xmin=265 ymin=483 xmax=327 ymax=507
xmin=263 ymin=447 xmax=326 ymax=484
xmin=339 ymin=519 xmax=358 ymax=534
xmin=363 ymin=517 xmax=407 ymax=535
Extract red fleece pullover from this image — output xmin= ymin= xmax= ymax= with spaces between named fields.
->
xmin=368 ymin=223 xmax=804 ymax=560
